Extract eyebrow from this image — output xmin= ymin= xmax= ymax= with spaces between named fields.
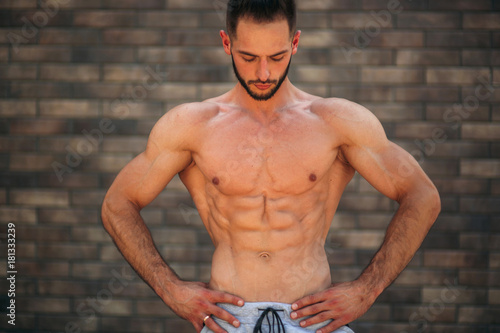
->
xmin=237 ymin=49 xmax=289 ymax=58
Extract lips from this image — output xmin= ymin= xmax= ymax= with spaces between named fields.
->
xmin=254 ymin=84 xmax=271 ymax=90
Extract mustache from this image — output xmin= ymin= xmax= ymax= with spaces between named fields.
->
xmin=248 ymin=79 xmax=278 ymax=85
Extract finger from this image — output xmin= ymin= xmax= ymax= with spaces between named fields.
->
xmin=291 ymin=302 xmax=327 ymax=320
xmin=313 ymin=318 xmax=346 ymax=333
xmin=208 ymin=290 xmax=245 ymax=307
xmin=208 ymin=304 xmax=241 ymax=328
xmin=296 ymin=310 xmax=334 ymax=328
xmin=203 ymin=316 xmax=228 ymax=333
xmin=292 ymin=292 xmax=326 ymax=311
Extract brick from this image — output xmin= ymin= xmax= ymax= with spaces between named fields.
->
xmin=71 ymin=83 xmax=127 ymax=99
xmin=434 ymin=178 xmax=489 ymax=195
xmin=333 ymin=86 xmax=392 ymax=102
xmin=10 ymin=118 xmax=70 ymax=135
xmin=361 ymin=67 xmax=424 ymax=84
xmin=136 ymin=299 xmax=176 ymax=316
xmin=10 ymin=189 xmax=69 ymax=207
xmin=296 ymin=12 xmax=330 ymax=29
xmin=427 ymin=67 xmax=490 ymax=85
xmin=82 ymin=155 xmax=132 ymax=172
xmin=138 ymin=12 xmax=198 ymax=27
xmin=370 ymin=31 xmax=424 ymax=47
xmin=394 ymin=122 xmax=458 ymax=140
xmin=38 ymin=243 xmax=98 ymax=259
xmin=396 ymin=50 xmax=460 ymax=66
xmin=71 ymin=190 xmax=106 ymax=206
xmin=490 ymin=253 xmax=500 ymax=268
xmin=72 ymin=46 xmax=135 ymax=63
xmin=40 ymin=64 xmax=100 ymax=82
xmin=0 ymin=0 xmax=36 ymax=8
xmin=292 ymin=66 xmax=357 ymax=83
xmin=101 ymin=136 xmax=147 ymax=153
xmin=167 ymin=30 xmax=223 ymax=46
xmin=21 ymin=261 xmax=69 ymax=277
xmin=464 ymin=13 xmax=500 ymax=30
xmin=103 ymin=29 xmax=164 ymax=45
xmin=429 ymin=0 xmax=491 ymax=10
xmin=138 ymin=46 xmax=198 ymax=64
xmin=72 ymin=226 xmax=111 ymax=242
xmin=330 ymin=13 xmax=394 ymax=29
xmin=166 ymin=65 xmax=230 ymax=82
xmin=333 ymin=49 xmax=393 ymax=66
xmin=102 ymin=0 xmax=164 ymax=9
xmin=17 ymin=297 xmax=70 ymax=313
xmin=0 ymin=100 xmax=36 ymax=116
xmin=362 ymin=0 xmax=427 ymax=10
xmin=0 ymin=47 xmax=8 ymax=62
xmin=11 ymin=45 xmax=71 ymax=62
xmin=458 ymin=307 xmax=500 ymax=323
xmin=397 ymin=12 xmax=460 ymax=29
xmin=296 ymin=0 xmax=358 ymax=10
xmin=461 ymin=159 xmax=500 ymax=178
xmin=460 ymin=197 xmax=500 ymax=214
xmin=462 ymin=123 xmax=500 ymax=141
xmin=421 ymin=232 xmax=458 ymax=249
xmin=328 ymin=230 xmax=385 ymax=249
xmin=102 ymin=101 xmax=163 ymax=120
xmin=38 ymin=208 xmax=99 ymax=224
xmin=395 ymin=87 xmax=460 ymax=102
xmin=463 ymin=50 xmax=493 ymax=66
xmin=40 ymin=99 xmax=99 ymax=118
xmin=460 ymin=270 xmax=500 ymax=287
xmin=73 ymin=11 xmax=137 ymax=27
xmin=423 ymin=287 xmax=487 ymax=304
xmin=490 ymin=290 xmax=500 ymax=305
xmin=427 ymin=104 xmax=490 ymax=122
xmin=0 ymin=64 xmax=37 ymax=79
xmin=424 ymin=250 xmax=488 ymax=268
xmin=338 ymin=193 xmax=392 ymax=211
xmin=101 ymin=317 xmax=163 ymax=333
xmin=147 ymin=83 xmax=198 ymax=100
xmin=148 ymin=228 xmax=197 ymax=246
xmin=39 ymin=28 xmax=100 ymax=45
xmin=395 ymin=269 xmax=457 ymax=286
xmin=10 ymin=82 xmax=72 ymax=98
xmin=0 ymin=137 xmax=37 ymax=153
xmin=10 ymin=153 xmax=55 ymax=171
xmin=0 ymin=207 xmax=37 ymax=223
xmin=103 ymin=64 xmax=162 ymax=82
xmin=39 ymin=172 xmax=100 ymax=188
xmin=427 ymin=32 xmax=491 ymax=48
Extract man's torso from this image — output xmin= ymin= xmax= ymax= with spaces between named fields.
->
xmin=176 ymin=94 xmax=355 ymax=303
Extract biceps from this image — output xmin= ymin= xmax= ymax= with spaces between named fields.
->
xmin=343 ymin=142 xmax=423 ymax=202
xmin=108 ymin=149 xmax=192 ymax=209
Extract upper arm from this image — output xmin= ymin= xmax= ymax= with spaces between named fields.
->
xmin=105 ymin=104 xmax=198 ymax=209
xmin=327 ymin=100 xmax=435 ymax=203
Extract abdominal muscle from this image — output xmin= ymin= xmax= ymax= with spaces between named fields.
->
xmin=205 ymin=194 xmax=334 ymax=303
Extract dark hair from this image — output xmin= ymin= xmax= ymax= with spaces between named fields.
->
xmin=226 ymin=0 xmax=296 ymax=38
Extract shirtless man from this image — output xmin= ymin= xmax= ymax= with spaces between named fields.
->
xmin=101 ymin=1 xmax=441 ymax=332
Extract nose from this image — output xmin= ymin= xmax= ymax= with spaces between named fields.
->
xmin=256 ymin=58 xmax=270 ymax=82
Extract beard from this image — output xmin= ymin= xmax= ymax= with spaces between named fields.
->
xmin=231 ymin=54 xmax=292 ymax=101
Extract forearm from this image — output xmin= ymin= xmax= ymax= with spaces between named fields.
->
xmin=101 ymin=197 xmax=180 ymax=301
xmin=357 ymin=187 xmax=441 ymax=298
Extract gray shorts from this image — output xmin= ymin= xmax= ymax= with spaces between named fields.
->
xmin=200 ymin=302 xmax=354 ymax=333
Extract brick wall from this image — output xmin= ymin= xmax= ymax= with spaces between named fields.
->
xmin=0 ymin=0 xmax=498 ymax=332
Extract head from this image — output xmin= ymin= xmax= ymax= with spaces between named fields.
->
xmin=221 ymin=0 xmax=300 ymax=101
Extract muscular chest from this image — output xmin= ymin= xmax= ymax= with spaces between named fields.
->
xmin=193 ymin=111 xmax=337 ymax=196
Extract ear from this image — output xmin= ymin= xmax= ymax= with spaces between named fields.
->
xmin=220 ymin=30 xmax=232 ymax=55
xmin=291 ymin=30 xmax=301 ymax=55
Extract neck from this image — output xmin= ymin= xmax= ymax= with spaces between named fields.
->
xmin=232 ymin=78 xmax=297 ymax=118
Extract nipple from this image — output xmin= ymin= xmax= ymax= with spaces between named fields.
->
xmin=212 ymin=177 xmax=220 ymax=185
xmin=309 ymin=173 xmax=317 ymax=182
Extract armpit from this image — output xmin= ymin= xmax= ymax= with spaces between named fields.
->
xmin=337 ymin=147 xmax=350 ymax=165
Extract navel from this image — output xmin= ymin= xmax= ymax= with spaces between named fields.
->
xmin=212 ymin=177 xmax=220 ymax=185
xmin=309 ymin=173 xmax=317 ymax=182
xmin=258 ymin=252 xmax=271 ymax=260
